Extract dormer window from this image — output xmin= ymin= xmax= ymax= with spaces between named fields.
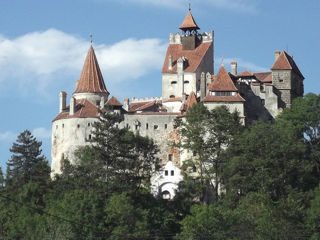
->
xmin=211 ymin=91 xmax=235 ymax=97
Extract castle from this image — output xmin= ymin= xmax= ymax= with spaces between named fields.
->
xmin=51 ymin=10 xmax=304 ymax=199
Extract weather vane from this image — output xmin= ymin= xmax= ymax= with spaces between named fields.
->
xmin=221 ymin=57 xmax=224 ymax=66
xmin=90 ymin=33 xmax=93 ymax=45
xmin=188 ymin=0 xmax=191 ymax=11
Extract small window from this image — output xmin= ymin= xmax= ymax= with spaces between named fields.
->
xmin=169 ymin=95 xmax=175 ymax=98
xmin=184 ymin=80 xmax=189 ymax=84
xmin=154 ymin=125 xmax=158 ymax=130
xmin=279 ymin=79 xmax=284 ymax=83
xmin=168 ymin=154 xmax=173 ymax=161
xmin=193 ymin=166 xmax=197 ymax=173
xmin=171 ymin=81 xmax=177 ymax=85
xmin=146 ymin=123 xmax=149 ymax=130
xmin=96 ymin=100 xmax=100 ymax=106
xmin=165 ymin=170 xmax=168 ymax=176
xmin=261 ymin=99 xmax=265 ymax=106
xmin=135 ymin=125 xmax=139 ymax=130
xmin=88 ymin=123 xmax=91 ymax=127
xmin=171 ymin=170 xmax=174 ymax=176
xmin=126 ymin=124 xmax=129 ymax=128
xmin=88 ymin=134 xmax=92 ymax=140
xmin=62 ymin=124 xmax=64 ymax=128
xmin=56 ymin=125 xmax=58 ymax=129
xmin=165 ymin=124 xmax=167 ymax=129
xmin=77 ymin=124 xmax=80 ymax=128
xmin=193 ymin=151 xmax=197 ymax=156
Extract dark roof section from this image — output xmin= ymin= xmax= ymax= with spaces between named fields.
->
xmin=74 ymin=46 xmax=108 ymax=94
xmin=271 ymin=51 xmax=304 ymax=78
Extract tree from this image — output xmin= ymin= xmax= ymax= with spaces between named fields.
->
xmin=176 ymin=104 xmax=242 ymax=202
xmin=222 ymin=121 xmax=308 ymax=201
xmin=278 ymin=93 xmax=320 ymax=182
xmin=0 ymin=167 xmax=4 ymax=188
xmin=6 ymin=130 xmax=50 ymax=188
xmin=176 ymin=203 xmax=237 ymax=240
xmin=71 ymin=110 xmax=159 ymax=195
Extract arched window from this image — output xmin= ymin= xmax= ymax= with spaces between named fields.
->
xmin=169 ymin=95 xmax=175 ymax=98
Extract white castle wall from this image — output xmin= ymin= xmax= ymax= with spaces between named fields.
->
xmin=51 ymin=117 xmax=97 ymax=177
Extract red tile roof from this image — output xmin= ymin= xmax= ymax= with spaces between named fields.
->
xmin=271 ymin=51 xmax=304 ymax=78
xmin=135 ymin=101 xmax=156 ymax=111
xmin=237 ymin=70 xmax=254 ymax=77
xmin=53 ymin=99 xmax=99 ymax=121
xmin=74 ymin=46 xmax=108 ymax=94
xmin=162 ymin=42 xmax=212 ymax=73
xmin=208 ymin=66 xmax=238 ymax=92
xmin=162 ymin=97 xmax=182 ymax=103
xmin=179 ymin=11 xmax=200 ymax=30
xmin=202 ymin=94 xmax=245 ymax=102
xmin=107 ymin=96 xmax=122 ymax=106
xmin=254 ymin=72 xmax=272 ymax=83
xmin=180 ymin=92 xmax=197 ymax=111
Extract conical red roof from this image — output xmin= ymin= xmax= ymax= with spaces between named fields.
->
xmin=179 ymin=11 xmax=200 ymax=30
xmin=271 ymin=51 xmax=304 ymax=78
xmin=208 ymin=66 xmax=238 ymax=92
xmin=74 ymin=46 xmax=108 ymax=94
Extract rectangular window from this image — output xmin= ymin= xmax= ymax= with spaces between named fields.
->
xmin=165 ymin=170 xmax=168 ymax=176
xmin=165 ymin=124 xmax=167 ymax=129
xmin=168 ymin=154 xmax=173 ymax=161
xmin=154 ymin=125 xmax=158 ymax=130
xmin=171 ymin=170 xmax=174 ymax=176
xmin=146 ymin=123 xmax=148 ymax=130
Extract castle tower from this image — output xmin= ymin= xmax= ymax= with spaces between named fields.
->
xmin=161 ymin=9 xmax=214 ymax=105
xmin=51 ymin=45 xmax=114 ymax=177
xmin=203 ymin=65 xmax=245 ymax=121
xmin=271 ymin=51 xmax=304 ymax=108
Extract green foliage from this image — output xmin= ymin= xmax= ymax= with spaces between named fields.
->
xmin=176 ymin=104 xmax=242 ymax=202
xmin=176 ymin=203 xmax=237 ymax=240
xmin=6 ymin=130 xmax=50 ymax=188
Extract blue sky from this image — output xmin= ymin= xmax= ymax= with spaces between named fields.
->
xmin=0 ymin=0 xmax=319 ymax=171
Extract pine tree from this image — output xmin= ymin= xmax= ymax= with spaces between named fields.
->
xmin=6 ymin=130 xmax=50 ymax=187
xmin=0 ymin=167 xmax=4 ymax=188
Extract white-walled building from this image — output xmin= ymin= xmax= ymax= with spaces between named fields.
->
xmin=51 ymin=10 xmax=304 ymax=199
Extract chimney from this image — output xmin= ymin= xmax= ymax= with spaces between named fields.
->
xmin=200 ymin=72 xmax=206 ymax=100
xmin=168 ymin=55 xmax=173 ymax=70
xmin=275 ymin=50 xmax=281 ymax=60
xmin=100 ymin=96 xmax=105 ymax=109
xmin=123 ymin=98 xmax=129 ymax=111
xmin=59 ymin=91 xmax=67 ymax=113
xmin=70 ymin=97 xmax=75 ymax=116
xmin=231 ymin=62 xmax=237 ymax=75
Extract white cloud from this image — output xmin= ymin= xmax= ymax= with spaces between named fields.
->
xmin=0 ymin=131 xmax=17 ymax=142
xmin=216 ymin=57 xmax=268 ymax=73
xmin=32 ymin=127 xmax=52 ymax=139
xmin=104 ymin=0 xmax=259 ymax=13
xmin=0 ymin=29 xmax=166 ymax=95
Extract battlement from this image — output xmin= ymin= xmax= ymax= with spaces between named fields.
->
xmin=169 ymin=31 xmax=213 ymax=44
xmin=131 ymin=96 xmax=162 ymax=103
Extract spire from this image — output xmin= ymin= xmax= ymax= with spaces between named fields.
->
xmin=74 ymin=46 xmax=108 ymax=94
xmin=179 ymin=10 xmax=200 ymax=33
